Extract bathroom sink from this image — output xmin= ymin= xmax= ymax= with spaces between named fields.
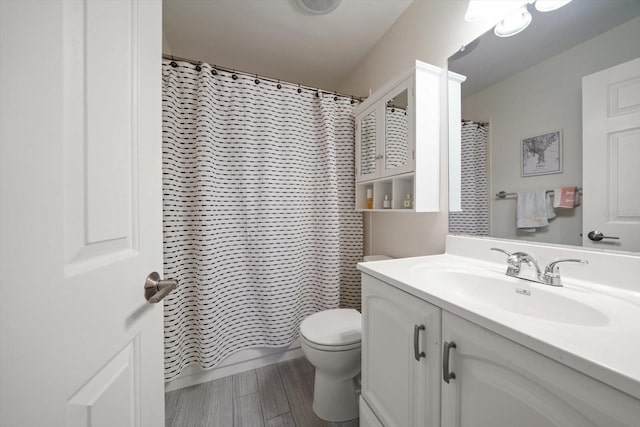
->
xmin=411 ymin=267 xmax=609 ymax=326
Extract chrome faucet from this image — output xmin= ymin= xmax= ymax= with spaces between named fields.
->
xmin=542 ymin=259 xmax=589 ymax=287
xmin=490 ymin=248 xmax=588 ymax=287
xmin=490 ymin=248 xmax=542 ymax=282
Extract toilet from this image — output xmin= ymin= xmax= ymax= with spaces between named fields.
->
xmin=300 ymin=308 xmax=362 ymax=422
xmin=300 ymin=255 xmax=391 ymax=422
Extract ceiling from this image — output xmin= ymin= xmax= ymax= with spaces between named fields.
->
xmin=163 ymin=0 xmax=414 ymax=91
xmin=449 ymin=0 xmax=640 ymax=97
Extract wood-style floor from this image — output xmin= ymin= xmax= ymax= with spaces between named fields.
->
xmin=165 ymin=357 xmax=359 ymax=427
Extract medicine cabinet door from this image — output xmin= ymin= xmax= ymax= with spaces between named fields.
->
xmin=356 ymin=105 xmax=380 ymax=182
xmin=381 ymin=81 xmax=413 ymax=178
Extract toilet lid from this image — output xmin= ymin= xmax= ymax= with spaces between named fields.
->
xmin=300 ymin=308 xmax=361 ymax=347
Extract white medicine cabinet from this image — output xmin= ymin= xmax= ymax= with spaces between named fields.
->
xmin=354 ymin=60 xmax=442 ymax=212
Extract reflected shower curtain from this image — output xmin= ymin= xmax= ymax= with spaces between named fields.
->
xmin=161 ymin=60 xmax=362 ymax=380
xmin=385 ymin=107 xmax=408 ymax=169
xmin=449 ymin=121 xmax=489 ymax=235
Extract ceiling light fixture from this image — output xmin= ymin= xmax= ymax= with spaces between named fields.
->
xmin=296 ymin=0 xmax=342 ymax=15
xmin=494 ymin=5 xmax=532 ymax=38
xmin=464 ymin=1 xmax=530 ymax=23
xmin=535 ymin=0 xmax=572 ymax=12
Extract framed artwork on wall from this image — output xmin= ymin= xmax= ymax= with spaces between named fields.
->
xmin=521 ymin=129 xmax=563 ymax=177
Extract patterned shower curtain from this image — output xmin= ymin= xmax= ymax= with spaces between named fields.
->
xmin=449 ymin=121 xmax=489 ymax=235
xmin=161 ymin=60 xmax=363 ymax=380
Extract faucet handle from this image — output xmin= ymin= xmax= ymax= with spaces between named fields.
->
xmin=543 ymin=259 xmax=588 ymax=286
xmin=490 ymin=247 xmax=513 ymax=257
xmin=490 ymin=248 xmax=520 ymax=276
xmin=545 ymin=258 xmax=589 ymax=274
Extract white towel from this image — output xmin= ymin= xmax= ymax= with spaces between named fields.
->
xmin=517 ymin=190 xmax=556 ymax=231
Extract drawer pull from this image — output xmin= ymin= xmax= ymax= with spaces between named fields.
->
xmin=443 ymin=341 xmax=457 ymax=384
xmin=413 ymin=324 xmax=426 ymax=361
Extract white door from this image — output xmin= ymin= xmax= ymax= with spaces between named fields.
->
xmin=583 ymin=56 xmax=640 ymax=251
xmin=0 ymin=1 xmax=166 ymax=426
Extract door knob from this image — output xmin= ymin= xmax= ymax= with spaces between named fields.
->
xmin=144 ymin=272 xmax=178 ymax=303
xmin=587 ymin=230 xmax=620 ymax=242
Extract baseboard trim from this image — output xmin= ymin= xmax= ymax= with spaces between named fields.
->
xmin=164 ymin=345 xmax=305 ymax=392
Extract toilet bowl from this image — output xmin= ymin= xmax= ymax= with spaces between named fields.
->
xmin=300 ymin=308 xmax=362 ymax=422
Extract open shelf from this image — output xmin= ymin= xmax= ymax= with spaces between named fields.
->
xmin=356 ymin=174 xmax=415 ymax=212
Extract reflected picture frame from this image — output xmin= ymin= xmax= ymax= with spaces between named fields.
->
xmin=521 ymin=129 xmax=563 ymax=177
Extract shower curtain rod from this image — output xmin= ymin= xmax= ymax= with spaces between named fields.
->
xmin=162 ymin=54 xmax=364 ymax=102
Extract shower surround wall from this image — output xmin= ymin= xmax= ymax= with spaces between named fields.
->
xmin=161 ymin=60 xmax=363 ymax=382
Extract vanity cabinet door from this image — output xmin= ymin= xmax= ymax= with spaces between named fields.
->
xmin=361 ymin=274 xmax=441 ymax=427
xmin=360 ymin=396 xmax=385 ymax=427
xmin=441 ymin=311 xmax=640 ymax=427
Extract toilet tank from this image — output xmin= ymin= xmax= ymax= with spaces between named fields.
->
xmin=362 ymin=255 xmax=392 ymax=262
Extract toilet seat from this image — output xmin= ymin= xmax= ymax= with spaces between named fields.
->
xmin=301 ymin=335 xmax=361 ymax=352
xmin=300 ymin=308 xmax=361 ymax=350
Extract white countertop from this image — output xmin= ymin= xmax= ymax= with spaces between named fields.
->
xmin=358 ymin=237 xmax=640 ymax=400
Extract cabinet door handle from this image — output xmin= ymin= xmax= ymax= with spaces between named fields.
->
xmin=413 ymin=324 xmax=426 ymax=361
xmin=443 ymin=341 xmax=457 ymax=384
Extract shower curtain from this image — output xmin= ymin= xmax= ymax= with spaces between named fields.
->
xmin=449 ymin=121 xmax=489 ymax=236
xmin=385 ymin=107 xmax=408 ymax=169
xmin=161 ymin=60 xmax=363 ymax=380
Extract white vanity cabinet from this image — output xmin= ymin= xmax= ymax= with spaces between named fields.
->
xmin=360 ymin=274 xmax=441 ymax=427
xmin=354 ymin=61 xmax=442 ymax=212
xmin=361 ymin=272 xmax=640 ymax=427
xmin=440 ymin=311 xmax=640 ymax=427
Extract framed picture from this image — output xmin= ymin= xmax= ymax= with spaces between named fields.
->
xmin=521 ymin=129 xmax=563 ymax=177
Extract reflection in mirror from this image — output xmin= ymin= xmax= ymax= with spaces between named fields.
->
xmin=448 ymin=0 xmax=640 ymax=251
xmin=360 ymin=110 xmax=377 ymax=176
xmin=385 ymin=89 xmax=409 ymax=169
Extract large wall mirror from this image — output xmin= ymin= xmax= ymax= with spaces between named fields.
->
xmin=448 ymin=0 xmax=640 ymax=253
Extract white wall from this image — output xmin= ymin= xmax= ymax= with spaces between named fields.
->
xmin=162 ymin=30 xmax=172 ymax=55
xmin=462 ymin=16 xmax=640 ymax=246
xmin=339 ymin=0 xmax=492 ymax=257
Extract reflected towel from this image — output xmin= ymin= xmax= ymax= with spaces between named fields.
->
xmin=553 ymin=186 xmax=578 ymax=208
xmin=517 ymin=190 xmax=556 ymax=231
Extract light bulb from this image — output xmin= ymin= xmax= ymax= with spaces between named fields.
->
xmin=494 ymin=5 xmax=532 ymax=38
xmin=535 ymin=0 xmax=572 ymax=12
xmin=464 ymin=0 xmax=530 ymax=23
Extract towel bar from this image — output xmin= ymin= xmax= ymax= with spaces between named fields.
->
xmin=496 ymin=188 xmax=582 ymax=199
